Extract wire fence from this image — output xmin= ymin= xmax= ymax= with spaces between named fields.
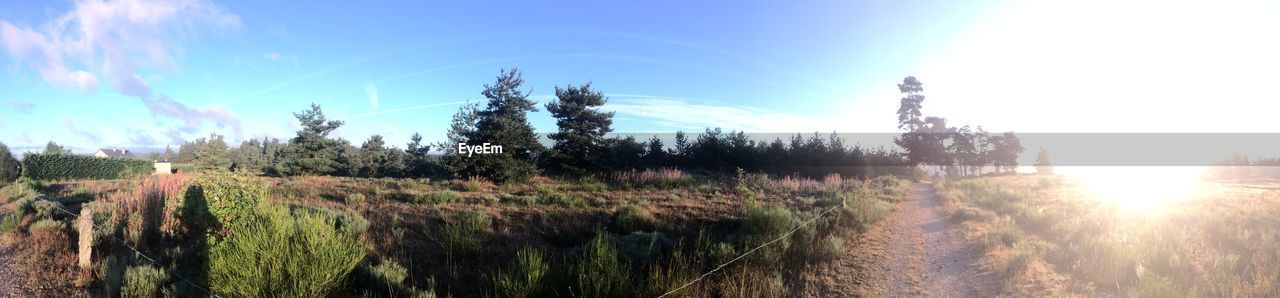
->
xmin=47 ymin=203 xmax=219 ymax=297
xmin=658 ymin=197 xmax=847 ymax=297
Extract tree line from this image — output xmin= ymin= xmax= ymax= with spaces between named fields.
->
xmin=4 ymin=70 xmax=1024 ymax=184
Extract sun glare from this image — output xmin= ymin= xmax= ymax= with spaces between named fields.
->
xmin=1059 ymin=166 xmax=1208 ymax=213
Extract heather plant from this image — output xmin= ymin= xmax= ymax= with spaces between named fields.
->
xmin=189 ymin=172 xmax=266 ymax=236
xmin=610 ymin=168 xmax=693 ymax=189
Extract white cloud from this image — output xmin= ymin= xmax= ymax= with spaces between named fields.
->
xmin=0 ymin=0 xmax=241 ymax=98
xmin=363 ymin=83 xmax=379 ymax=112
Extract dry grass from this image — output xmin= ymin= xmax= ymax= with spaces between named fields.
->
xmin=941 ymin=175 xmax=1280 ymax=297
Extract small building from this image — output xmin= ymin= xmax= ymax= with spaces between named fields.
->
xmin=154 ymin=160 xmax=173 ymax=175
xmin=93 ymin=148 xmax=133 ymax=159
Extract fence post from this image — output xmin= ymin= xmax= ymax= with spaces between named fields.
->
xmin=78 ymin=205 xmax=93 ymax=271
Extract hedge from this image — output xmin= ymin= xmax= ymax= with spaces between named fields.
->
xmin=21 ymin=153 xmax=153 ymax=180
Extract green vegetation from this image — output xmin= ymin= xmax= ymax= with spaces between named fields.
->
xmin=208 ymin=205 xmax=366 ymax=297
xmin=572 ymin=232 xmax=632 ymax=297
xmin=487 ymin=247 xmax=550 ymax=298
xmin=0 ymin=142 xmax=19 ymax=186
xmin=429 ymin=212 xmax=490 ymax=262
xmin=122 ymin=265 xmax=168 ymax=297
xmin=411 ymin=190 xmax=464 ymax=205
xmin=20 ymin=153 xmax=152 ymax=180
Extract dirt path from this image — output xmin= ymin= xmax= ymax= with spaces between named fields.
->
xmin=804 ymin=183 xmax=990 ymax=297
xmin=0 ymin=244 xmax=19 ymax=296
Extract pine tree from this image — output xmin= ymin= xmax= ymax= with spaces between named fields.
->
xmin=0 ymin=142 xmax=19 ymax=185
xmin=544 ymin=83 xmax=614 ymax=176
xmin=446 ymin=69 xmax=544 ymax=183
xmin=274 ymin=104 xmax=350 ymax=176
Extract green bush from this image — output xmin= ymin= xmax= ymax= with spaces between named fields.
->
xmin=614 ymin=206 xmax=659 ymax=232
xmin=572 ymin=231 xmax=632 ymax=297
xmin=190 ymin=172 xmax=266 ymax=234
xmin=356 ymin=259 xmax=410 ymax=295
xmin=208 ymin=205 xmax=366 ymax=297
xmin=953 ymin=206 xmax=994 ymax=222
xmin=738 ymin=204 xmax=795 ymax=264
xmin=20 ymin=153 xmax=152 ymax=180
xmin=345 ymin=193 xmax=367 ymax=205
xmin=98 ymin=256 xmax=126 ymax=297
xmin=122 ymin=265 xmax=168 ymax=298
xmin=487 ymin=247 xmax=549 ymax=298
xmin=30 ymin=218 xmax=66 ymax=232
xmin=579 ymin=180 xmax=608 ymax=192
xmin=0 ymin=209 xmax=22 ymax=234
xmin=429 ymin=212 xmax=490 ymax=261
xmin=411 ymin=190 xmax=464 ymax=205
xmin=31 ymin=199 xmax=64 ymax=220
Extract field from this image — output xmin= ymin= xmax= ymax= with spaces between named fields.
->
xmin=938 ymin=175 xmax=1280 ymax=296
xmin=0 ymin=171 xmax=911 ymax=297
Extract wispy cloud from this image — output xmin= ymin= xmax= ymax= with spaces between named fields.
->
xmin=603 ymin=95 xmax=827 ymax=133
xmin=363 ymin=83 xmax=379 ymax=112
xmin=63 ymin=117 xmax=102 ymax=145
xmin=140 ymin=95 xmax=243 ymax=138
xmin=8 ymin=100 xmax=35 ymax=114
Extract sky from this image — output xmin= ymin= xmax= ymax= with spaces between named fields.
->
xmin=1 ymin=0 xmax=1278 ymax=154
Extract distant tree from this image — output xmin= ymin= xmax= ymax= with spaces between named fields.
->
xmin=543 ymin=83 xmax=614 ymax=176
xmin=920 ymin=116 xmax=952 ymax=167
xmin=1034 ymin=147 xmax=1053 ymax=174
xmin=669 ymin=131 xmax=691 ymax=167
xmin=230 ymin=139 xmax=266 ymax=173
xmin=44 ymin=141 xmax=71 ymax=155
xmin=894 ymin=77 xmax=928 ymax=166
xmin=949 ymin=126 xmax=979 ymax=176
xmin=177 ymin=139 xmax=202 ymax=163
xmin=161 ymin=145 xmax=177 ymax=161
xmin=441 ymin=102 xmax=481 ymax=178
xmin=640 ymin=136 xmax=668 ymax=169
xmin=195 ymin=133 xmax=231 ymax=171
xmin=274 ymin=104 xmax=351 ymax=176
xmin=355 ymin=135 xmax=404 ymax=178
xmin=602 ymin=136 xmax=645 ymax=170
xmin=445 ymin=69 xmax=544 ymax=183
xmin=990 ymin=132 xmax=1024 ymax=173
xmin=0 ymin=142 xmax=19 ymax=185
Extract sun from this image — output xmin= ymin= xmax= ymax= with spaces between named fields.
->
xmin=1058 ymin=166 xmax=1208 ymax=213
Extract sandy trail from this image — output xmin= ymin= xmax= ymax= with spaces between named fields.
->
xmin=804 ymin=182 xmax=988 ymax=297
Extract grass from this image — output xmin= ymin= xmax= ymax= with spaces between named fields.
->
xmin=941 ymin=175 xmax=1280 ymax=296
xmin=411 ymin=190 xmax=464 ymax=205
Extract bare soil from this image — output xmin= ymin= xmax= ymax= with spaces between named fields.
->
xmin=804 ymin=183 xmax=992 ymax=297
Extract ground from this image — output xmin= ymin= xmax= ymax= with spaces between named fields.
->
xmin=804 ymin=183 xmax=993 ymax=297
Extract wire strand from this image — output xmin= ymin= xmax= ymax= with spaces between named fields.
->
xmin=658 ymin=197 xmax=847 ymax=298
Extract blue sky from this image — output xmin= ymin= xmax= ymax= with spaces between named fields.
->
xmin=2 ymin=0 xmax=1278 ymax=154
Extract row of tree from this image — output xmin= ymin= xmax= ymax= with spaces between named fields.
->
xmin=13 ymin=70 xmax=1003 ymax=184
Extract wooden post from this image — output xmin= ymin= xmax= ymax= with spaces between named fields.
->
xmin=78 ymin=205 xmax=93 ymax=270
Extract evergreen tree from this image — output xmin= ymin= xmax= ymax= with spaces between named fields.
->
xmin=0 ymin=142 xmax=19 ymax=185
xmin=544 ymin=83 xmax=614 ymax=176
xmin=274 ymin=104 xmax=350 ymax=176
xmin=640 ymin=136 xmax=668 ymax=169
xmin=446 ymin=69 xmax=544 ymax=183
xmin=44 ymin=141 xmax=70 ymax=155
xmin=355 ymin=135 xmax=390 ymax=178
xmin=161 ymin=145 xmax=177 ymax=161
xmin=1034 ymin=147 xmax=1053 ymax=174
xmin=194 ymin=133 xmax=231 ymax=171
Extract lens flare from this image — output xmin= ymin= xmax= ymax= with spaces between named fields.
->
xmin=1058 ymin=166 xmax=1207 ymax=213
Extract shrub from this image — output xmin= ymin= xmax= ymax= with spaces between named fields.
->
xmin=718 ymin=264 xmax=785 ymax=297
xmin=430 ymin=212 xmax=490 ymax=262
xmin=952 ymin=206 xmax=994 ymax=222
xmin=664 ymin=193 xmax=680 ymax=201
xmin=614 ymin=206 xmax=659 ymax=232
xmin=98 ymin=256 xmax=126 ymax=297
xmin=579 ymin=180 xmax=608 ymax=192
xmin=356 ymin=259 xmax=409 ymax=295
xmin=572 ymin=231 xmax=632 ymax=297
xmin=487 ymin=247 xmax=549 ymax=298
xmin=0 ymin=209 xmax=22 ymax=234
xmin=983 ymin=222 xmax=1024 ymax=249
xmin=411 ymin=190 xmax=464 ymax=205
xmin=31 ymin=199 xmax=65 ymax=220
xmin=345 ymin=193 xmax=367 ymax=205
xmin=123 ymin=265 xmax=168 ymax=298
xmin=190 ymin=172 xmax=267 ymax=235
xmin=30 ymin=218 xmax=66 ymax=232
xmin=738 ymin=204 xmax=795 ymax=264
xmin=454 ymin=179 xmax=485 ymax=192
xmin=20 ymin=153 xmax=152 ymax=180
xmin=208 ymin=205 xmax=366 ymax=297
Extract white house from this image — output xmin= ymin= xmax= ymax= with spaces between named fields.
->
xmin=93 ymin=148 xmax=133 ymax=158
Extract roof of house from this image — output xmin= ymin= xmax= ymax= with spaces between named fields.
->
xmin=96 ymin=148 xmax=133 ymax=158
